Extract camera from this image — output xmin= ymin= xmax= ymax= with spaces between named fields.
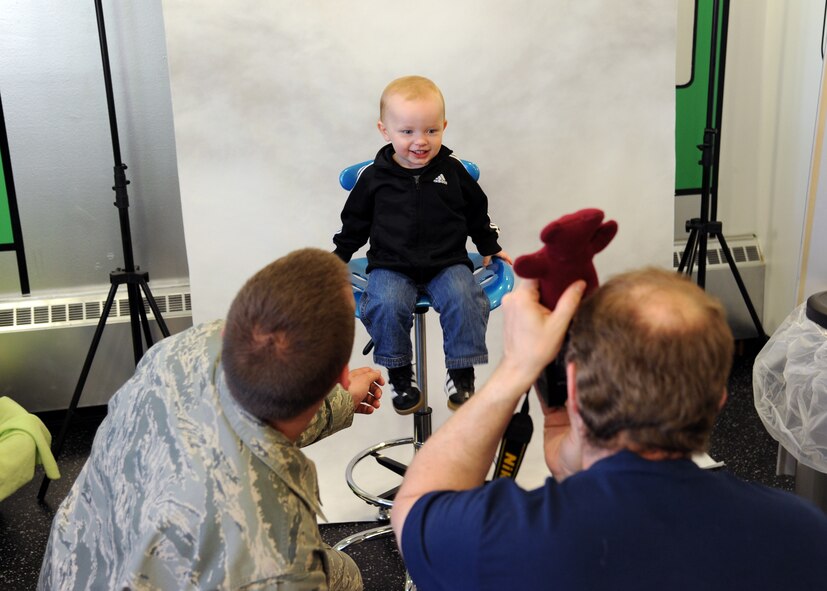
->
xmin=535 ymin=334 xmax=569 ymax=408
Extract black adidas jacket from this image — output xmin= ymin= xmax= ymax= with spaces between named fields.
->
xmin=333 ymin=144 xmax=502 ymax=282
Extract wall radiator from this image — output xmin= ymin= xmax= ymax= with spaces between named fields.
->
xmin=0 ymin=283 xmax=193 ymax=412
xmin=672 ymin=234 xmax=765 ymax=339
xmin=0 ymin=286 xmax=192 ymax=332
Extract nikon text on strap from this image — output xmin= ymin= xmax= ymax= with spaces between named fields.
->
xmin=494 ymin=394 xmax=533 ymax=479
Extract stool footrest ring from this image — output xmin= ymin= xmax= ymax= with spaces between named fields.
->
xmin=333 ymin=523 xmax=393 ymax=551
xmin=346 ymin=437 xmax=413 ymax=508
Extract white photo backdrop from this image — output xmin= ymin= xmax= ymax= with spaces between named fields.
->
xmin=162 ymin=0 xmax=676 ymax=522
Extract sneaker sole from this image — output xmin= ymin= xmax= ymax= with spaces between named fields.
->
xmin=446 ymin=396 xmax=471 ymax=411
xmin=394 ymin=397 xmax=426 ymax=415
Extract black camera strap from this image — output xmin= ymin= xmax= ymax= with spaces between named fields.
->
xmin=494 ymin=393 xmax=533 ymax=479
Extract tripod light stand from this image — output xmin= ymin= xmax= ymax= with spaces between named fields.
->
xmin=38 ymin=0 xmax=171 ymax=501
xmin=677 ymin=0 xmax=765 ymax=339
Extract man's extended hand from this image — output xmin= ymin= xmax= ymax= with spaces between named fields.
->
xmin=347 ymin=367 xmax=384 ymax=414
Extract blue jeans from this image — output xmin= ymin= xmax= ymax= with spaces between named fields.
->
xmin=360 ymin=265 xmax=490 ymax=370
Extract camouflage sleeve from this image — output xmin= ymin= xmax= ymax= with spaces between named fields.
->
xmin=240 ymin=547 xmax=362 ymax=591
xmin=296 ymin=385 xmax=355 ymax=448
xmin=320 ymin=545 xmax=363 ymax=590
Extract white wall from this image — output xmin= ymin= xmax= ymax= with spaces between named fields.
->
xmin=717 ymin=0 xmax=825 ymax=331
xmin=162 ymin=0 xmax=676 ymax=521
xmin=799 ymin=54 xmax=827 ymax=302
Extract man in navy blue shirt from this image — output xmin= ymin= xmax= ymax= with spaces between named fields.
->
xmin=391 ymin=268 xmax=827 ymax=591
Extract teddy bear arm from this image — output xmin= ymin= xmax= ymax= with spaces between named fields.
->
xmin=512 ymin=252 xmax=551 ymax=278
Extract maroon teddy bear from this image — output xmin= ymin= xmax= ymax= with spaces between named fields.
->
xmin=513 ymin=208 xmax=617 ymax=407
xmin=513 ymin=208 xmax=618 ymax=310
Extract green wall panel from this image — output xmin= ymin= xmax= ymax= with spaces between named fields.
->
xmin=676 ymin=0 xmax=724 ymax=193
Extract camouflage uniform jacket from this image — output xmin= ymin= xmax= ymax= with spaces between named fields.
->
xmin=38 ymin=320 xmax=363 ymax=590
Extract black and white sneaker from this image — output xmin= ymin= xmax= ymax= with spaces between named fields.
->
xmin=388 ymin=365 xmax=424 ymax=415
xmin=445 ymin=367 xmax=475 ymax=410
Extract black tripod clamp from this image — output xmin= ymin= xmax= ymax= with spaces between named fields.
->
xmin=112 ymin=163 xmax=131 ymax=209
xmin=697 ymin=127 xmax=718 ymax=168
xmin=685 ymin=218 xmax=722 ymax=234
xmin=111 ymin=267 xmax=149 ymax=284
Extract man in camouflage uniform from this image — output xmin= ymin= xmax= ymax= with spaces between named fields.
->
xmin=39 ymin=249 xmax=383 ymax=590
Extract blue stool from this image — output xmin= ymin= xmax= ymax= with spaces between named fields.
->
xmin=335 ymin=160 xmax=514 ymax=582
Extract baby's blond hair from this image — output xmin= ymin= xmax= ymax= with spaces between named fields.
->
xmin=379 ymin=75 xmax=445 ymax=122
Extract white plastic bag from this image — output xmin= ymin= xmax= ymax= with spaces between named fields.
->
xmin=753 ymin=302 xmax=827 ymax=472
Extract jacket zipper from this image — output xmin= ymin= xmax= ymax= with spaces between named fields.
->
xmin=413 ymin=175 xmax=421 ymax=256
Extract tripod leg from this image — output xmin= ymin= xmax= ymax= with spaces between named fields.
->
xmin=126 ymin=282 xmax=144 ymax=365
xmin=137 ymin=293 xmax=154 ymax=349
xmin=697 ymin=231 xmax=709 ymax=288
xmin=715 ymin=232 xmax=765 ymax=338
xmin=139 ymin=278 xmax=171 ymax=338
xmin=678 ymin=227 xmax=699 ymax=275
xmin=38 ymin=282 xmax=119 ymax=501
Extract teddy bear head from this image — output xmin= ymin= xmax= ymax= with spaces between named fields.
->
xmin=513 ymin=208 xmax=618 ymax=310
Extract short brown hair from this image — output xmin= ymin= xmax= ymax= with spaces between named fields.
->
xmin=379 ymin=75 xmax=445 ymax=122
xmin=222 ymin=249 xmax=354 ymax=422
xmin=566 ymin=267 xmax=733 ymax=454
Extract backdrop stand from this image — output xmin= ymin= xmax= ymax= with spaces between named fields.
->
xmin=677 ymin=0 xmax=765 ymax=339
xmin=38 ymin=0 xmax=170 ymax=502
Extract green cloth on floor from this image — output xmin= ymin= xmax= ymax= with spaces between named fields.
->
xmin=0 ymin=396 xmax=60 ymax=501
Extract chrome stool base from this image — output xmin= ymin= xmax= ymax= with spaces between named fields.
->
xmin=333 ymin=524 xmax=415 ymax=591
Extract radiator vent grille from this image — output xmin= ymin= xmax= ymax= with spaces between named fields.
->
xmin=0 ymin=284 xmax=192 ymax=333
xmin=169 ymin=294 xmax=184 ymax=313
xmin=51 ymin=305 xmax=67 ymax=323
xmin=34 ymin=306 xmax=49 ymax=324
xmin=68 ymin=303 xmax=84 ymax=322
xmin=16 ymin=308 xmax=31 ymax=326
xmin=85 ymin=301 xmax=101 ymax=319
xmin=673 ymin=235 xmax=764 ymax=269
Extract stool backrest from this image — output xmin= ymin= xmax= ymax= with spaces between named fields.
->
xmin=339 ymin=158 xmax=481 ymax=191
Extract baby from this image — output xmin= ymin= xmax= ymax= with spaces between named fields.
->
xmin=334 ymin=75 xmax=510 ymax=414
